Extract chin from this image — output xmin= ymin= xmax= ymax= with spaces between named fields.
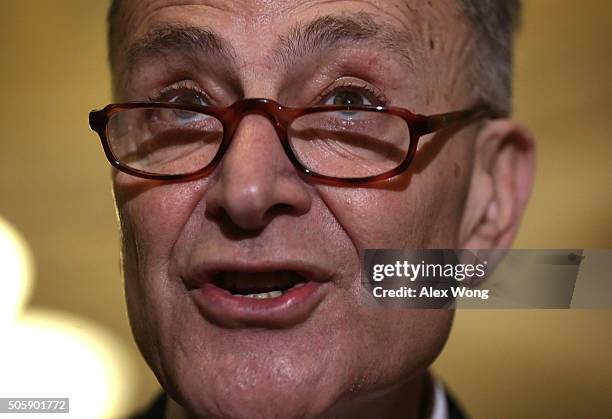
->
xmin=168 ymin=352 xmax=343 ymax=419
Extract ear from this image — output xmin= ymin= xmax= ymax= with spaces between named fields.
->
xmin=459 ymin=119 xmax=535 ymax=249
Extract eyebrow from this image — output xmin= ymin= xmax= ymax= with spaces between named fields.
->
xmin=122 ymin=12 xmax=416 ymax=84
xmin=124 ymin=24 xmax=237 ymax=76
xmin=278 ymin=12 xmax=417 ymax=69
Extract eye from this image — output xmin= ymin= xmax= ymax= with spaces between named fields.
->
xmin=323 ymin=89 xmax=373 ymax=107
xmin=168 ymin=90 xmax=210 ymax=122
xmin=148 ymin=85 xmax=214 ymax=125
xmin=150 ymin=85 xmax=212 ymax=123
xmin=168 ymin=89 xmax=209 ymax=107
xmin=150 ymin=81 xmax=211 ymax=107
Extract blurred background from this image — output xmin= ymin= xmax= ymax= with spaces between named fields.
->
xmin=0 ymin=0 xmax=610 ymax=417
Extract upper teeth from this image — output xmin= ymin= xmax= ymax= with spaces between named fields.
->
xmin=236 ymin=290 xmax=283 ymax=299
xmin=214 ymin=271 xmax=306 ymax=297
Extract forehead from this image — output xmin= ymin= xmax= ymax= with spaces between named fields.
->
xmin=115 ymin=0 xmax=462 ymax=55
xmin=121 ymin=0 xmax=434 ymax=26
xmin=111 ymin=0 xmax=470 ymax=108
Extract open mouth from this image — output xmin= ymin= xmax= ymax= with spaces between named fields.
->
xmin=212 ymin=270 xmax=307 ymax=299
xmin=187 ymin=265 xmax=330 ymax=327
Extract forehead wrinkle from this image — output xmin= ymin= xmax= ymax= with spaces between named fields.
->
xmin=275 ymin=12 xmax=416 ymax=70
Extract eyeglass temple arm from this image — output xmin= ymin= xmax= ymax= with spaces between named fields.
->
xmin=418 ymin=105 xmax=497 ymax=136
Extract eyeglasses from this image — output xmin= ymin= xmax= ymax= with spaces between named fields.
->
xmin=89 ymin=98 xmax=494 ymax=185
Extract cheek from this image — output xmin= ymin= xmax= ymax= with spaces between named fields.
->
xmin=317 ymin=183 xmax=441 ymax=250
xmin=113 ymin=177 xmax=207 ymax=366
xmin=319 ymin=142 xmax=472 ymax=249
xmin=337 ymin=191 xmax=418 ymax=247
xmin=114 ymin=178 xmax=206 ymax=273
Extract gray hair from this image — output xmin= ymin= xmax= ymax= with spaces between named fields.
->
xmin=459 ymin=0 xmax=522 ymax=115
xmin=107 ymin=0 xmax=522 ymax=114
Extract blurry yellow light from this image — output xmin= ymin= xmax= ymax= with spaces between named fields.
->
xmin=0 ymin=216 xmax=137 ymax=418
xmin=0 ymin=310 xmax=136 ymax=419
xmin=0 ymin=216 xmax=33 ymax=329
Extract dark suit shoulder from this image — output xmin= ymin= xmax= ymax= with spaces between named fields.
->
xmin=129 ymin=393 xmax=166 ymax=419
xmin=446 ymin=388 xmax=469 ymax=419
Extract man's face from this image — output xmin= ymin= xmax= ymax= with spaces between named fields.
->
xmin=113 ymin=0 xmax=473 ymax=417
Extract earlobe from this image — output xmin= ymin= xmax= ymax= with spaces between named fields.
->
xmin=460 ymin=119 xmax=535 ymax=249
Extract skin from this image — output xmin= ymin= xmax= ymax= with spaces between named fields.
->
xmin=109 ymin=1 xmax=535 ymax=418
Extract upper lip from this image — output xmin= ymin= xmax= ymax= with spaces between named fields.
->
xmin=182 ymin=260 xmax=333 ymax=290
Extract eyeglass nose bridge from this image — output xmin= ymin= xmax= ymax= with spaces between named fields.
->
xmin=214 ymin=97 xmax=318 ymax=179
xmin=222 ymin=98 xmax=295 ymax=139
xmin=217 ymin=98 xmax=302 ymax=168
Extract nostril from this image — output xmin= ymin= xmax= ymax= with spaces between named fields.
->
xmin=204 ymin=203 xmax=226 ymax=222
xmin=263 ymin=203 xmax=299 ymax=221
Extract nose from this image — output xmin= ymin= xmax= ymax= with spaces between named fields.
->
xmin=205 ymin=114 xmax=312 ymax=231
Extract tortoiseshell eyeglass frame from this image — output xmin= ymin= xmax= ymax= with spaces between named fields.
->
xmin=89 ymin=98 xmax=496 ymax=185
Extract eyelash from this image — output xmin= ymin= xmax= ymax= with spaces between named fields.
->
xmin=316 ymin=80 xmax=389 ymax=107
xmin=148 ymin=80 xmax=211 ymax=103
xmin=148 ymin=79 xmax=388 ymax=106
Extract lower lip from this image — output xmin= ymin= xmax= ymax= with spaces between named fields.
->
xmin=190 ymin=281 xmax=327 ymax=328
